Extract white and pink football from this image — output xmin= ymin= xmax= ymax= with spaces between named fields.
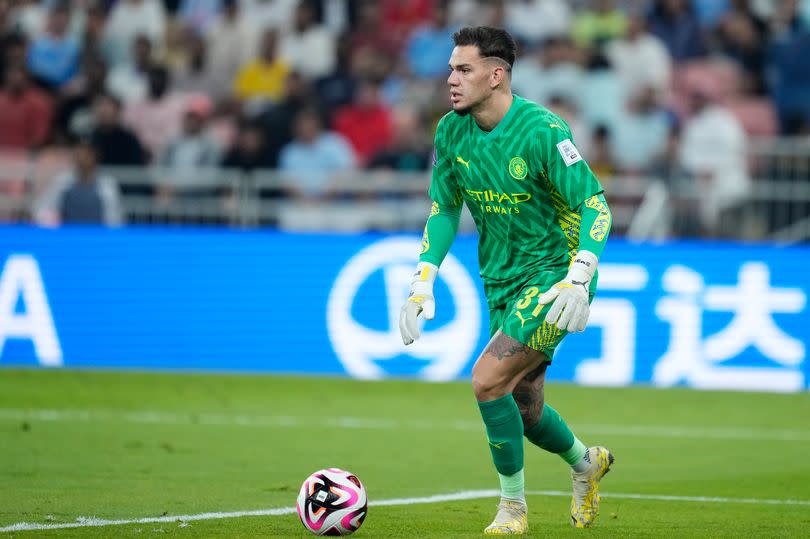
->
xmin=296 ymin=468 xmax=367 ymax=536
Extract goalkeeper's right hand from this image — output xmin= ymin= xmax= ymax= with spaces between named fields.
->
xmin=399 ymin=262 xmax=438 ymax=345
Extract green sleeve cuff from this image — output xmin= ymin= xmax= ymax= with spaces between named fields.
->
xmin=577 ymin=193 xmax=611 ymax=258
xmin=418 ymin=201 xmax=461 ymax=267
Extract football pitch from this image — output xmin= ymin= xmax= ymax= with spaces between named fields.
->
xmin=1 ymin=369 xmax=809 ymax=538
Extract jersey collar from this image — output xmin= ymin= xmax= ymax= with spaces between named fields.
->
xmin=474 ymin=94 xmax=521 ymax=142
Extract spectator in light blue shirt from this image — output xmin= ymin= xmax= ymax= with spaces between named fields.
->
xmin=178 ymin=0 xmax=222 ymax=34
xmin=611 ymin=86 xmax=672 ymax=173
xmin=405 ymin=3 xmax=456 ymax=79
xmin=27 ymin=3 xmax=80 ymax=88
xmin=692 ymin=0 xmax=729 ymax=27
xmin=279 ymin=107 xmax=356 ymax=199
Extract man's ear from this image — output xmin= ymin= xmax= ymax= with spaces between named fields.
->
xmin=490 ymin=65 xmax=506 ymax=89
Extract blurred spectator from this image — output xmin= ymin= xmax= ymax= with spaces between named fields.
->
xmin=123 ymin=65 xmax=189 ymax=158
xmin=315 ymin=31 xmax=357 ymax=115
xmin=481 ymin=0 xmax=507 ymax=28
xmin=605 ymin=12 xmax=672 ymax=100
xmin=333 ymin=80 xmax=393 ymax=165
xmin=587 ymin=124 xmax=617 ymax=182
xmin=103 ymin=0 xmax=166 ymax=67
xmin=8 ymin=0 xmax=45 ymax=38
xmin=177 ymin=0 xmax=221 ymax=34
xmin=679 ymin=91 xmax=749 ymax=234
xmin=79 ymin=3 xmax=110 ymax=65
xmin=222 ymin=120 xmax=274 ymax=171
xmin=174 ymin=32 xmax=224 ymax=99
xmin=579 ymin=52 xmax=624 ymax=130
xmin=768 ymin=1 xmax=810 ymax=132
xmin=34 ymin=139 xmax=123 ymax=226
xmin=106 ymin=34 xmax=153 ymax=103
xmin=769 ymin=0 xmax=810 ymax=37
xmin=56 ymin=55 xmax=108 ymax=140
xmin=1 ymin=32 xmax=27 ymax=75
xmin=647 ymin=0 xmax=708 ymax=61
xmin=612 ymin=86 xmax=672 ymax=173
xmin=571 ymin=0 xmax=627 ymax=50
xmin=279 ymin=0 xmax=336 ymax=80
xmin=220 ymin=119 xmax=275 ymax=209
xmin=512 ymin=37 xmax=584 ymax=109
xmin=205 ymin=0 xmax=258 ymax=102
xmin=368 ymin=106 xmax=430 ymax=171
xmin=321 ymin=0 xmax=348 ymax=33
xmin=715 ymin=2 xmax=768 ymax=94
xmin=157 ymin=96 xmax=221 ymax=196
xmin=26 ymin=2 xmax=80 ymax=89
xmin=257 ymin=71 xmax=313 ymax=167
xmin=505 ymin=0 xmax=572 ymax=46
xmin=90 ymin=94 xmax=149 ymax=165
xmin=447 ymin=0 xmax=481 ymax=26
xmin=0 ymin=64 xmax=52 ymax=148
xmin=449 ymin=0 xmax=506 ymax=27
xmin=380 ymin=0 xmax=433 ymax=51
xmin=0 ymin=0 xmax=9 ymax=31
xmin=233 ymin=28 xmax=291 ymax=107
xmin=693 ymin=0 xmax=732 ymax=27
xmin=648 ymin=123 xmax=682 ymax=185
xmin=379 ymin=52 xmax=431 ymax=109
xmin=405 ymin=2 xmax=455 ymax=79
xmin=349 ymin=44 xmax=393 ymax=87
xmin=279 ymin=106 xmax=356 ymax=199
xmin=349 ymin=0 xmax=400 ymax=58
xmin=547 ymin=94 xmax=590 ymax=158
xmin=240 ymin=0 xmax=297 ymax=30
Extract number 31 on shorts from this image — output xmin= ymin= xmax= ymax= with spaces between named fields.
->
xmin=515 ymin=286 xmax=544 ymax=317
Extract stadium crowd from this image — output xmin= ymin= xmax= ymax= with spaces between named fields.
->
xmin=1 ymin=0 xmax=809 ymax=233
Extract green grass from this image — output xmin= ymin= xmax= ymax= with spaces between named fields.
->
xmin=1 ymin=369 xmax=809 ymax=538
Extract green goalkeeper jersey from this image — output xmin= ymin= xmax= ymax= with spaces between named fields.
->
xmin=429 ymin=95 xmax=605 ymax=306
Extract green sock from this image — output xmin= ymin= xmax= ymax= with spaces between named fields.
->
xmin=478 ymin=394 xmax=525 ymax=477
xmin=524 ymin=404 xmax=587 ymax=467
xmin=498 ymin=469 xmax=525 ymax=503
xmin=560 ymin=438 xmax=588 ymax=469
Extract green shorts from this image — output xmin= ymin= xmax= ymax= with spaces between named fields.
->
xmin=488 ymin=272 xmax=595 ymax=361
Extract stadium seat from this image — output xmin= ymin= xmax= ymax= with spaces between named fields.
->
xmin=726 ymin=98 xmax=779 ymax=137
xmin=672 ymin=59 xmax=743 ymax=102
xmin=0 ymin=147 xmax=31 ymax=221
xmin=0 ymin=147 xmax=31 ymax=197
xmin=31 ymin=147 xmax=73 ymax=198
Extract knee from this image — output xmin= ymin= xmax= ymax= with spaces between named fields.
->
xmin=471 ymin=365 xmax=510 ymax=402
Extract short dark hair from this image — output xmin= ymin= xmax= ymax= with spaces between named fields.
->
xmin=452 ymin=26 xmax=517 ymax=68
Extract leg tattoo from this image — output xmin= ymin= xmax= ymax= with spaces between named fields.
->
xmin=513 ymin=363 xmax=547 ymax=433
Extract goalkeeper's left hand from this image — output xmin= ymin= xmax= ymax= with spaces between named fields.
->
xmin=537 ymin=251 xmax=598 ymax=333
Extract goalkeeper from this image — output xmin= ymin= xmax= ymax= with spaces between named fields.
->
xmin=400 ymin=27 xmax=614 ymax=535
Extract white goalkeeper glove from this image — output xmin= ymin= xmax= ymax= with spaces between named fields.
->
xmin=537 ymin=251 xmax=598 ymax=333
xmin=399 ymin=262 xmax=438 ymax=345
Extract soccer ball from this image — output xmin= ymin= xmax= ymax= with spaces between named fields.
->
xmin=296 ymin=468 xmax=367 ymax=536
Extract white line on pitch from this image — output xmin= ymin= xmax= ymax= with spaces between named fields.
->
xmin=2 ymin=407 xmax=810 ymax=442
xmin=2 ymin=489 xmax=809 ymax=533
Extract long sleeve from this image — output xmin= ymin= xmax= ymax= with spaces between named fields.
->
xmin=418 ymin=201 xmax=461 ymax=267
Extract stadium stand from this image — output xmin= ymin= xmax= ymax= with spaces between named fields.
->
xmin=0 ymin=0 xmax=809 ymax=241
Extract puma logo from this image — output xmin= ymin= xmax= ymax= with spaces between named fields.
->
xmin=514 ymin=312 xmax=533 ymax=328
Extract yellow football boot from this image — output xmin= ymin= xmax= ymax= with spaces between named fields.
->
xmin=570 ymin=446 xmax=614 ymax=528
xmin=484 ymin=499 xmax=528 ymax=535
